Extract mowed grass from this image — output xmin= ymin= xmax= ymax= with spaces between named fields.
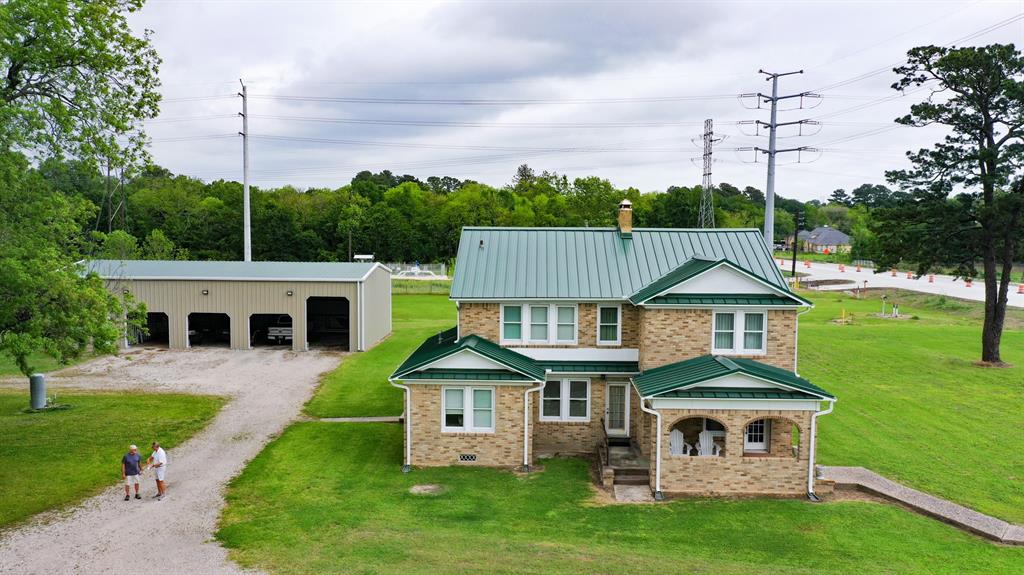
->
xmin=304 ymin=294 xmax=456 ymax=418
xmin=226 ymin=290 xmax=1024 ymax=574
xmin=218 ymin=423 xmax=1024 ymax=575
xmin=800 ymin=289 xmax=1024 ymax=522
xmin=0 ymin=389 xmax=223 ymax=528
xmin=0 ymin=351 xmax=95 ymax=377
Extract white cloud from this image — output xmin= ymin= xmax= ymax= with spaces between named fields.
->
xmin=132 ymin=0 xmax=1023 ymax=201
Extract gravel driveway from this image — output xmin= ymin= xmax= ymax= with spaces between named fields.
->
xmin=0 ymin=347 xmax=343 ymax=575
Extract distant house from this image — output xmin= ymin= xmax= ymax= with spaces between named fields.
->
xmin=802 ymin=226 xmax=851 ymax=254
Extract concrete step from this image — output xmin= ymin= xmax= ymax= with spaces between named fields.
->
xmin=614 ymin=475 xmax=651 ymax=486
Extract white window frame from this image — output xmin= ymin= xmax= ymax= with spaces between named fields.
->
xmin=500 ymin=305 xmax=523 ymax=343
xmin=441 ymin=386 xmax=496 ymax=433
xmin=744 ymin=419 xmax=771 ymax=452
xmin=539 ymin=378 xmax=591 ymax=422
xmin=500 ymin=303 xmax=578 ymax=345
xmin=711 ymin=309 xmax=767 ymax=355
xmin=528 ymin=305 xmax=550 ymax=343
xmin=597 ymin=304 xmax=622 ymax=346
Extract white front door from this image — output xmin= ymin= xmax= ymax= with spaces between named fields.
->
xmin=605 ymin=383 xmax=630 ymax=437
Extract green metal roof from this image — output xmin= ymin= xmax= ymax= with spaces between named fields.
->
xmin=450 ymin=227 xmax=787 ymax=300
xmin=627 ymin=257 xmax=721 ymax=304
xmin=401 ymin=369 xmax=533 ymax=382
xmin=656 ymin=387 xmax=821 ymax=400
xmin=537 ymin=361 xmax=640 ymax=373
xmin=86 ymin=259 xmax=380 ymax=282
xmin=392 ymin=327 xmax=546 ymax=381
xmin=645 ymin=294 xmax=805 ymax=306
xmin=633 ymin=355 xmax=834 ymax=400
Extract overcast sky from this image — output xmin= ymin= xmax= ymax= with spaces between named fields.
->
xmin=132 ymin=0 xmax=1023 ymax=202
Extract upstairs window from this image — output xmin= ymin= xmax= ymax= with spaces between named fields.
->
xmin=529 ymin=306 xmax=549 ymax=342
xmin=556 ymin=306 xmax=576 ymax=342
xmin=597 ymin=305 xmax=621 ymax=345
xmin=502 ymin=305 xmax=522 ymax=341
xmin=712 ymin=311 xmax=766 ymax=355
xmin=500 ymin=304 xmax=577 ymax=344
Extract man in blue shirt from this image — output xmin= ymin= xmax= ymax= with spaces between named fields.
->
xmin=122 ymin=445 xmax=142 ymax=501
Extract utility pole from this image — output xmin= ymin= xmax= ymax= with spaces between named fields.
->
xmin=749 ymin=70 xmax=819 ymax=249
xmin=239 ymin=79 xmax=252 ymax=262
xmin=699 ymin=118 xmax=723 ymax=228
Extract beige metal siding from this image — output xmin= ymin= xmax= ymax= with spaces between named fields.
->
xmin=361 ymin=265 xmax=392 ymax=349
xmin=109 ymin=278 xmax=360 ymax=351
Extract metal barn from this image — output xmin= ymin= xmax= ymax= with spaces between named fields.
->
xmin=88 ymin=260 xmax=392 ymax=352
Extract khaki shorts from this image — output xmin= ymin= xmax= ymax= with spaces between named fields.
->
xmin=124 ymin=474 xmax=141 ymax=486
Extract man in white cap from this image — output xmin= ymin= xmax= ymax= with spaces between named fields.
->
xmin=122 ymin=445 xmax=142 ymax=501
xmin=147 ymin=441 xmax=168 ymax=500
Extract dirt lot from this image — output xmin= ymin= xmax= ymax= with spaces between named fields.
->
xmin=0 ymin=347 xmax=342 ymax=575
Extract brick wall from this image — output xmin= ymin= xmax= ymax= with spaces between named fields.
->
xmin=639 ymin=308 xmax=796 ymax=371
xmin=457 ymin=302 xmax=640 ymax=348
xmin=408 ymin=384 xmax=531 ymax=467
xmin=533 ymin=380 xmax=610 ymax=453
xmin=650 ymin=408 xmax=813 ymax=496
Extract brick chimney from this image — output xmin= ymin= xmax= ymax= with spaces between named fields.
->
xmin=617 ymin=199 xmax=633 ymax=236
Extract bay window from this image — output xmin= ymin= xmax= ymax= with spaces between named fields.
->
xmin=712 ymin=310 xmax=766 ymax=355
xmin=442 ymin=386 xmax=495 ymax=433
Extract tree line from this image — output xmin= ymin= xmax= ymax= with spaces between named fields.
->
xmin=49 ymin=160 xmax=895 ymax=265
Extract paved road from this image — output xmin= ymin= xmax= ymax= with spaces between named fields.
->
xmin=0 ymin=348 xmax=343 ymax=575
xmin=779 ymin=260 xmax=1024 ymax=309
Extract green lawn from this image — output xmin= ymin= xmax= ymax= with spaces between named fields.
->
xmin=223 ymin=290 xmax=1024 ymax=574
xmin=0 ymin=351 xmax=96 ymax=378
xmin=219 ymin=423 xmax=1024 ymax=575
xmin=801 ymin=290 xmax=1024 ymax=523
xmin=0 ymin=389 xmax=223 ymax=528
xmin=304 ymin=294 xmax=455 ymax=418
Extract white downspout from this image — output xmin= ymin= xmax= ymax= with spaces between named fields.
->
xmin=358 ymin=281 xmax=366 ymax=351
xmin=522 ymin=378 xmax=546 ymax=471
xmin=389 ymin=378 xmax=412 ymax=472
xmin=807 ymin=399 xmax=835 ymax=500
xmin=636 ymin=388 xmax=664 ymax=501
xmin=794 ymin=306 xmax=813 ymax=374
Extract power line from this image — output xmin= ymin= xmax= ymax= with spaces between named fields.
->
xmin=249 ymin=93 xmax=741 ymax=105
xmin=251 ymin=134 xmax=690 ymax=153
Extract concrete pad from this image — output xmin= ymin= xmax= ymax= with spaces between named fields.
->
xmin=613 ymin=485 xmax=655 ymax=503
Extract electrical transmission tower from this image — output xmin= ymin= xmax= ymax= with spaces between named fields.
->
xmin=699 ymin=119 xmax=723 ymax=228
xmin=739 ymin=70 xmax=820 ymax=248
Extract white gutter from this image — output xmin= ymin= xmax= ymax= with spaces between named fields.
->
xmin=635 ymin=384 xmax=664 ymax=501
xmin=794 ymin=306 xmax=814 ymax=374
xmin=522 ymin=378 xmax=546 ymax=471
xmin=389 ymin=378 xmax=413 ymax=472
xmin=807 ymin=399 xmax=835 ymax=500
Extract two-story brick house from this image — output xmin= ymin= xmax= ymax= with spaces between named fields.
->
xmin=391 ymin=201 xmax=836 ymax=499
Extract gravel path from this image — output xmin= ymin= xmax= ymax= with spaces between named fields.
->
xmin=0 ymin=347 xmax=343 ymax=575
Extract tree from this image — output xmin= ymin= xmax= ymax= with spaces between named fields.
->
xmin=876 ymin=44 xmax=1024 ymax=364
xmin=0 ymin=152 xmax=139 ymax=379
xmin=850 ymin=183 xmax=893 ymax=208
xmin=0 ymin=0 xmax=161 ymax=167
xmin=829 ymin=188 xmax=853 ymax=206
xmin=742 ymin=186 xmax=765 ymax=205
xmin=98 ymin=229 xmax=140 ymax=259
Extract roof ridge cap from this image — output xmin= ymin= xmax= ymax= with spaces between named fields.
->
xmin=713 ymin=355 xmax=739 ymax=370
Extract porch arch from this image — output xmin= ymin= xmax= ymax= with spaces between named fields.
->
xmin=667 ymin=415 xmax=728 ymax=457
